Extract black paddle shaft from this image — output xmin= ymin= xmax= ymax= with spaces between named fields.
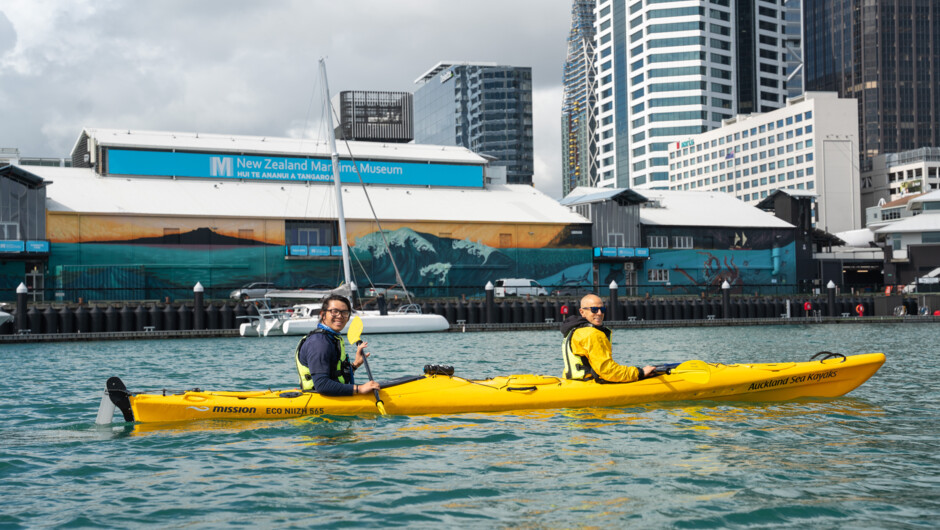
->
xmin=356 ymin=340 xmax=383 ymax=404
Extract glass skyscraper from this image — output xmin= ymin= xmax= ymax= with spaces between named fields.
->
xmin=562 ymin=0 xmax=598 ymax=196
xmin=594 ymin=0 xmax=790 ymax=190
xmin=414 ymin=62 xmax=534 ymax=185
xmin=804 ymin=0 xmax=940 ymax=161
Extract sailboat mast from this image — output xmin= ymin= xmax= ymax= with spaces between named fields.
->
xmin=319 ymin=59 xmax=353 ymax=289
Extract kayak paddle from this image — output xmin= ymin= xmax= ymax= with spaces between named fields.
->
xmin=348 ymin=316 xmax=387 ymax=415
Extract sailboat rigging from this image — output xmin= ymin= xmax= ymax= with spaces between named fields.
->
xmin=237 ymin=58 xmax=449 ymax=336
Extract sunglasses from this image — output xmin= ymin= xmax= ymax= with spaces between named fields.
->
xmin=582 ymin=306 xmax=607 ymax=314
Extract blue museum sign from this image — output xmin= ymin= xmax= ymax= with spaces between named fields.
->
xmin=107 ymin=149 xmax=484 ymax=188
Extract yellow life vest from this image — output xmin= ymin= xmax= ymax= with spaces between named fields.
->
xmin=295 ymin=329 xmax=348 ymax=391
xmin=562 ymin=325 xmax=598 ymax=380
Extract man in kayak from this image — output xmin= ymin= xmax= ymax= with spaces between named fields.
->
xmin=561 ymin=293 xmax=656 ymax=382
xmin=295 ymin=294 xmax=380 ymax=396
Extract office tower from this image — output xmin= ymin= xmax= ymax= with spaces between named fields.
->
xmin=804 ymin=0 xmax=940 ymax=161
xmin=783 ymin=0 xmax=803 ymax=99
xmin=593 ymin=0 xmax=789 ymax=190
xmin=562 ymin=0 xmax=598 ymax=196
xmin=334 ymin=91 xmax=413 ymax=143
xmin=414 ymin=62 xmax=534 ymax=185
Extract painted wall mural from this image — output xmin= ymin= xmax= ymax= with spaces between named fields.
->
xmin=45 ymin=213 xmax=592 ymax=300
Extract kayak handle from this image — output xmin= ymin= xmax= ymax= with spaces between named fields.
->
xmin=506 ymin=386 xmax=538 ymax=392
xmin=810 ymin=351 xmax=846 ymax=362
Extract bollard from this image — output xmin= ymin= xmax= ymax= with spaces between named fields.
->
xmin=721 ymin=281 xmax=730 ymax=318
xmin=499 ymin=301 xmax=511 ymax=324
xmin=485 ymin=281 xmax=495 ymax=324
xmin=120 ymin=304 xmax=134 ymax=332
xmin=456 ymin=299 xmax=467 ymax=323
xmin=220 ymin=302 xmax=234 ymax=329
xmin=608 ymin=280 xmax=619 ymax=321
xmin=533 ymin=299 xmax=544 ymax=322
xmin=76 ymin=305 xmax=90 ymax=332
xmin=59 ymin=306 xmax=74 ymax=334
xmin=134 ymin=304 xmax=148 ymax=331
xmin=178 ymin=304 xmax=192 ymax=330
xmin=27 ymin=305 xmax=42 ymax=333
xmin=232 ymin=302 xmax=246 ymax=329
xmin=468 ymin=300 xmax=480 ymax=324
xmin=193 ymin=282 xmax=205 ymax=330
xmin=15 ymin=283 xmax=28 ymax=333
xmin=445 ymin=301 xmax=457 ymax=324
xmin=104 ymin=305 xmax=119 ymax=332
xmin=90 ymin=305 xmax=105 ymax=332
xmin=826 ymin=280 xmax=837 ymax=317
xmin=377 ymin=294 xmax=388 ymax=316
xmin=164 ymin=303 xmax=178 ymax=331
xmin=206 ymin=302 xmax=220 ymax=329
xmin=150 ymin=304 xmax=164 ymax=331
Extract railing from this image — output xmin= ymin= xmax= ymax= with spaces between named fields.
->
xmin=0 ymin=283 xmax=900 ymax=303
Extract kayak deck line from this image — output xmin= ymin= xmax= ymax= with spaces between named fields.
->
xmin=97 ymin=353 xmax=886 ymax=424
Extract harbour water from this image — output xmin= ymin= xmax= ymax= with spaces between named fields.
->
xmin=1 ymin=323 xmax=937 ymax=527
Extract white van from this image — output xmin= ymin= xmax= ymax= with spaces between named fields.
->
xmin=493 ymin=278 xmax=548 ymax=297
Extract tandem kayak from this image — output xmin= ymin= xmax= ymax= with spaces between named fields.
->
xmin=98 ymin=352 xmax=885 ymax=424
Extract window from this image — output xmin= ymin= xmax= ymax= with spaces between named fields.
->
xmin=648 ymin=269 xmax=670 ymax=282
xmin=648 ymin=236 xmax=668 ymax=249
xmin=0 ymin=222 xmax=18 ymax=240
xmin=673 ymin=236 xmax=693 ymax=249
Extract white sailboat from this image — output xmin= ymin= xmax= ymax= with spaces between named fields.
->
xmin=239 ymin=59 xmax=449 ymax=337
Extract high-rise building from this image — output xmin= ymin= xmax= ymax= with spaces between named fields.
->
xmin=783 ymin=0 xmax=803 ymax=99
xmin=414 ymin=62 xmax=534 ymax=185
xmin=562 ymin=0 xmax=598 ymax=196
xmin=804 ymin=0 xmax=940 ymax=161
xmin=334 ymin=91 xmax=413 ymax=143
xmin=593 ymin=0 xmax=790 ymax=190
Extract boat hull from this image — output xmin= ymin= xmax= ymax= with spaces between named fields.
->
xmin=123 ymin=353 xmax=885 ymax=423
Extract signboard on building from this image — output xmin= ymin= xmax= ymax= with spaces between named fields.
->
xmin=106 ymin=149 xmax=484 ymax=188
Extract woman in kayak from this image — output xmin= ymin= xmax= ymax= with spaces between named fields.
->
xmin=295 ymin=294 xmax=380 ymax=396
xmin=561 ymin=293 xmax=656 ymax=383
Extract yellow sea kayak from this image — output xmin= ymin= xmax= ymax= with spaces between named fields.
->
xmin=101 ymin=352 xmax=885 ymax=423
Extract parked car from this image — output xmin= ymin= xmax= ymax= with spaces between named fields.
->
xmin=229 ymin=282 xmax=277 ymax=300
xmin=554 ymin=280 xmax=592 ymax=297
xmin=493 ymin=278 xmax=548 ymax=297
xmin=365 ymin=283 xmax=414 ymax=298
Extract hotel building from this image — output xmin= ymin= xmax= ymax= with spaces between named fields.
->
xmin=666 ymin=92 xmax=861 ymax=234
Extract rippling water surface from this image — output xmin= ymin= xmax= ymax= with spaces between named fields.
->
xmin=1 ymin=323 xmax=938 ymax=527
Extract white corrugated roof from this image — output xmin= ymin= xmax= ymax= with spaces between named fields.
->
xmin=77 ymin=128 xmax=485 ymax=165
xmin=874 ymin=212 xmax=940 ymax=234
xmin=34 ymin=166 xmax=587 ymax=224
xmin=909 ymin=190 xmax=940 ymax=207
xmin=638 ymin=190 xmax=793 ymax=228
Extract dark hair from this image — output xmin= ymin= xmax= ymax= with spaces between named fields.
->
xmin=319 ymin=294 xmax=353 ymax=317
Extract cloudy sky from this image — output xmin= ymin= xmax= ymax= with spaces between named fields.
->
xmin=0 ymin=0 xmax=573 ymax=197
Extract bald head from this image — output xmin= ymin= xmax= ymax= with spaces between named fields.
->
xmin=580 ymin=294 xmax=602 ymax=308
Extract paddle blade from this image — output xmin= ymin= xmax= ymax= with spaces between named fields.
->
xmin=376 ymin=400 xmax=387 ymax=415
xmin=348 ymin=315 xmax=363 ymax=344
xmin=673 ymin=360 xmax=711 ymax=384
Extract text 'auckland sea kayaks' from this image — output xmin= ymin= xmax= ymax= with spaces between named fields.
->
xmin=97 ymin=352 xmax=885 ymax=424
